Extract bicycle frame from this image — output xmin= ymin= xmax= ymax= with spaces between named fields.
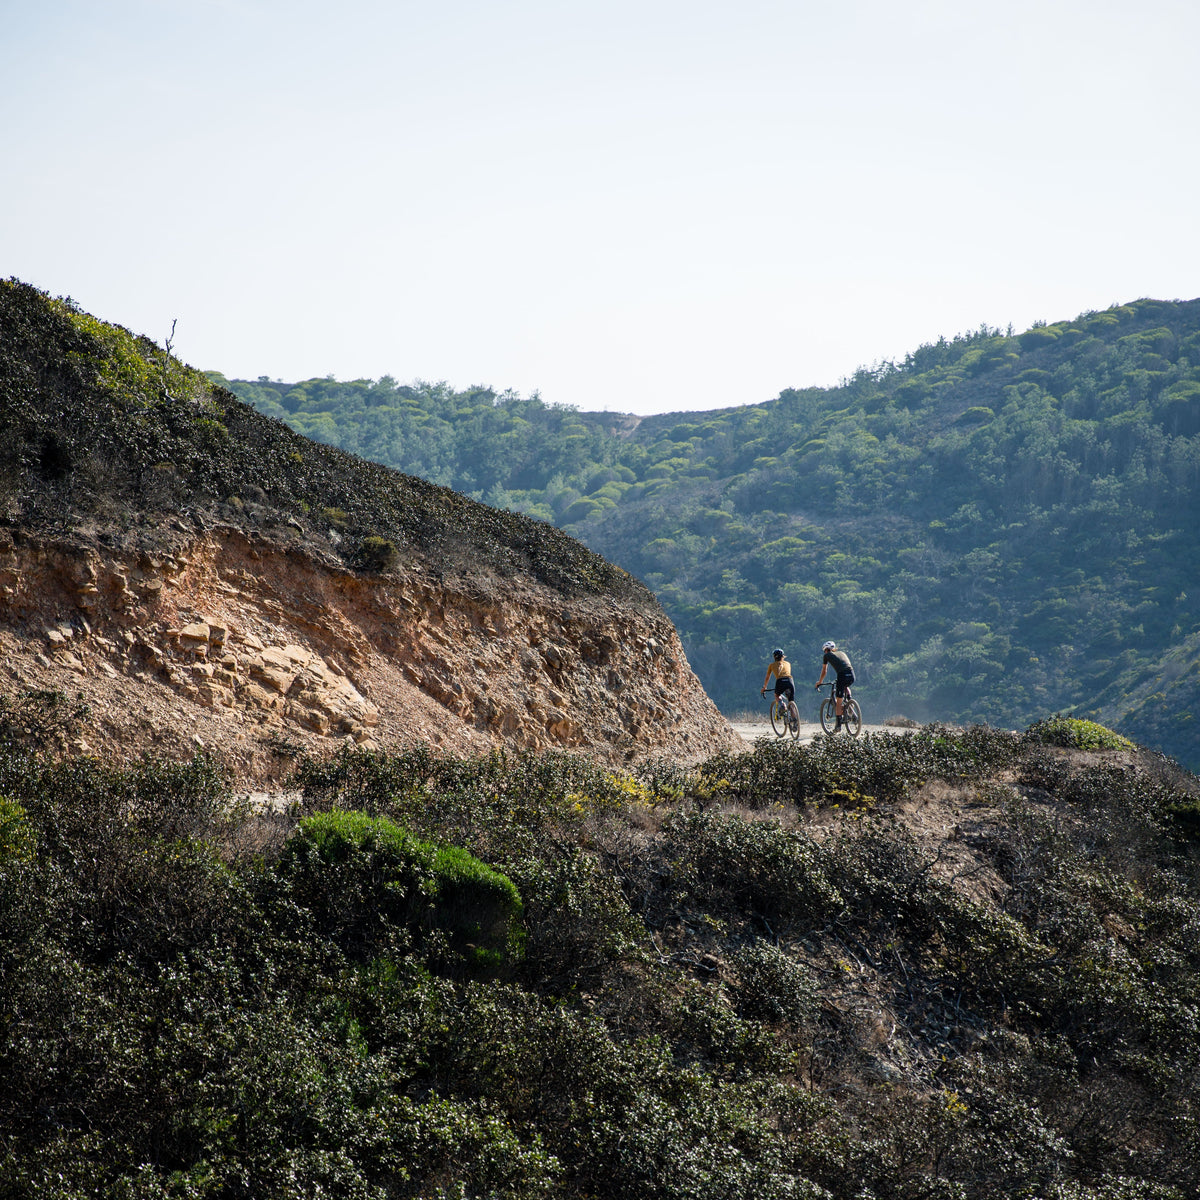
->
xmin=765 ymin=690 xmax=800 ymax=739
xmin=819 ymin=681 xmax=861 ymax=736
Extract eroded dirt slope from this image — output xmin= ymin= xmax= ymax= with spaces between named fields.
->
xmin=0 ymin=525 xmax=739 ymax=786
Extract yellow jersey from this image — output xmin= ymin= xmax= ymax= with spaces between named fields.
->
xmin=763 ymin=657 xmax=793 ymax=686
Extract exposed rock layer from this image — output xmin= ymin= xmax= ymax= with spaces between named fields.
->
xmin=0 ymin=526 xmax=739 ymax=784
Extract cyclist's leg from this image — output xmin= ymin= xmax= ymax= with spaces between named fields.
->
xmin=835 ymin=672 xmax=854 ymax=716
xmin=771 ymin=681 xmax=790 ymax=735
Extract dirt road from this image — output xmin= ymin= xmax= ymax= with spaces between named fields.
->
xmin=728 ymin=719 xmax=899 ymax=746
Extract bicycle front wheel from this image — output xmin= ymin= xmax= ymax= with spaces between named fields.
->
xmin=843 ymin=698 xmax=862 ymax=737
xmin=819 ymin=697 xmax=838 ymax=735
xmin=770 ymin=700 xmax=787 ymax=737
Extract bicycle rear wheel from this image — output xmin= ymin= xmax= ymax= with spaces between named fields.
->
xmin=819 ymin=697 xmax=837 ymax=734
xmin=788 ymin=701 xmax=801 ymax=740
xmin=770 ymin=700 xmax=787 ymax=737
xmin=843 ymin=698 xmax=862 ymax=737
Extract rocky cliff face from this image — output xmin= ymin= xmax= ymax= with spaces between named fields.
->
xmin=0 ymin=523 xmax=738 ymax=786
xmin=0 ymin=280 xmax=739 ymax=782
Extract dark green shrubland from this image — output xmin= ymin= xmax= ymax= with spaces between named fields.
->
xmin=1 ymin=699 xmax=1198 ymax=1197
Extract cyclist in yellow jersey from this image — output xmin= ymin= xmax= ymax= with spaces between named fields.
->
xmin=760 ymin=648 xmax=796 ymax=712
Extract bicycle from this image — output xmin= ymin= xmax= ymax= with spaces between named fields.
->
xmin=818 ymin=681 xmax=861 ymax=736
xmin=765 ymin=690 xmax=801 ymax=740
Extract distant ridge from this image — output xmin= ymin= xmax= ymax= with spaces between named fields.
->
xmin=223 ymin=297 xmax=1200 ymax=769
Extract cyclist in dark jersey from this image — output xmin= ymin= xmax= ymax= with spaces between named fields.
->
xmin=814 ymin=640 xmax=855 ymax=730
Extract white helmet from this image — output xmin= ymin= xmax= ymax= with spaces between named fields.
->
xmin=822 ymin=640 xmax=836 ymax=651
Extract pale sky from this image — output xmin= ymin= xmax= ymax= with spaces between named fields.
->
xmin=3 ymin=0 xmax=1198 ymax=415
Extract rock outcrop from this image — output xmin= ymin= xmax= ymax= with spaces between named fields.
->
xmin=0 ymin=525 xmax=739 ymax=784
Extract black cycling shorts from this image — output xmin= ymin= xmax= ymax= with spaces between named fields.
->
xmin=835 ymin=672 xmax=854 ymax=698
xmin=774 ymin=678 xmax=795 ymax=703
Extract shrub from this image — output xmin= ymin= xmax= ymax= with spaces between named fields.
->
xmin=697 ymin=725 xmax=1020 ymax=812
xmin=270 ymin=809 xmax=525 ymax=976
xmin=1165 ymin=792 xmax=1200 ymax=841
xmin=0 ymin=751 xmax=249 ymax=967
xmin=354 ymin=534 xmax=400 ymax=572
xmin=0 ymin=688 xmax=90 ymax=753
xmin=0 ymin=796 xmax=35 ymax=863
xmin=661 ymin=809 xmax=842 ymax=923
xmin=504 ymin=848 xmax=645 ymax=986
xmin=1026 ymin=715 xmax=1135 ymax=751
xmin=730 ymin=940 xmax=821 ymax=1027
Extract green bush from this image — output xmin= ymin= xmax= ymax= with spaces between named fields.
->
xmin=730 ymin=940 xmax=821 ymax=1027
xmin=1025 ymin=715 xmax=1135 ymax=751
xmin=0 ymin=796 xmax=35 ymax=863
xmin=271 ymin=809 xmax=525 ymax=976
xmin=354 ymin=533 xmax=400 ymax=572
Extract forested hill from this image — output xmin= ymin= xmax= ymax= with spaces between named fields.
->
xmin=218 ymin=297 xmax=1200 ymax=768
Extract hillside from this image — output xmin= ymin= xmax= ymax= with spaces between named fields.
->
xmin=0 ymin=279 xmax=738 ymax=779
xmin=3 ymin=699 xmax=1199 ymax=1197
xmin=221 ymin=298 xmax=1200 ymax=769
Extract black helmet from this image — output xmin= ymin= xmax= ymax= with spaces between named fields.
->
xmin=772 ymin=647 xmax=784 ymax=659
